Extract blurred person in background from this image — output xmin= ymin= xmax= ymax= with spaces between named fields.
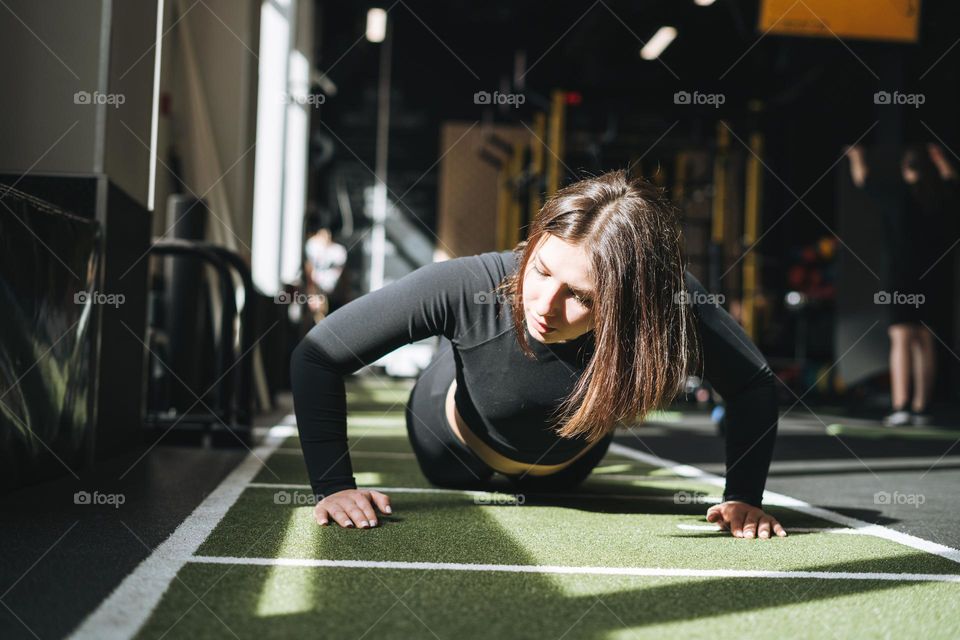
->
xmin=847 ymin=143 xmax=958 ymax=427
xmin=303 ymin=218 xmax=347 ymax=324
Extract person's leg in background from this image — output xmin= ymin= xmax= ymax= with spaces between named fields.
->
xmin=506 ymin=433 xmax=614 ymax=494
xmin=405 ymin=337 xmax=496 ymax=489
xmin=910 ymin=324 xmax=935 ymax=423
xmin=885 ymin=323 xmax=914 ymax=426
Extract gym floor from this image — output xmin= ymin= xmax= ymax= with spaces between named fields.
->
xmin=2 ymin=375 xmax=959 ymax=639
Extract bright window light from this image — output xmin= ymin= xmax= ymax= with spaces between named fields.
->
xmin=640 ymin=26 xmax=677 ymax=60
xmin=148 ymin=0 xmax=165 ymax=212
xmin=694 ymin=0 xmax=716 ymax=6
xmin=255 ymin=508 xmax=318 ymax=617
xmin=366 ymin=8 xmax=387 ymax=43
xmin=251 ymin=0 xmax=291 ymax=294
xmin=280 ymin=51 xmax=310 ymax=285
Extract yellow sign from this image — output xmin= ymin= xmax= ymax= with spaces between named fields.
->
xmin=759 ymin=0 xmax=920 ymax=43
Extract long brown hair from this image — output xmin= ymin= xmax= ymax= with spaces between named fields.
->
xmin=494 ymin=168 xmax=702 ymax=444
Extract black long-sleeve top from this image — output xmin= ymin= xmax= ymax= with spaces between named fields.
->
xmin=290 ymin=250 xmax=779 ymax=507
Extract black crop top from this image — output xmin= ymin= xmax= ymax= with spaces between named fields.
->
xmin=290 ymin=250 xmax=778 ymax=507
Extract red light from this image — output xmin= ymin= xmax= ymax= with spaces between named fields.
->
xmin=565 ymin=91 xmax=582 ymax=106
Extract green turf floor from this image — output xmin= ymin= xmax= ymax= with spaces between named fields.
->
xmin=135 ymin=564 xmax=960 ymax=640
xmin=132 ymin=377 xmax=960 ymax=639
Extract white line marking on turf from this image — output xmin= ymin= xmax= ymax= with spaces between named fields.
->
xmin=67 ymin=425 xmax=291 ymax=640
xmin=245 ymin=482 xmax=723 ymax=503
xmin=691 ymin=455 xmax=960 ymax=475
xmin=188 ymin=556 xmax=960 ymax=583
xmin=592 ymin=474 xmax=691 ymax=482
xmin=608 ymin=443 xmax=960 ymax=565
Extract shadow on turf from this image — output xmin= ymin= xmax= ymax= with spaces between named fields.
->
xmin=403 ymin=472 xmax=880 ymax=525
xmin=285 ymin=432 xmax=905 ymax=528
xmin=670 ymin=531 xmax=824 ymax=539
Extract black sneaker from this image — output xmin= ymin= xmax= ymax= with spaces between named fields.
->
xmin=910 ymin=410 xmax=933 ymax=426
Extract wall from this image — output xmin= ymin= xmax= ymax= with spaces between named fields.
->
xmin=157 ymin=0 xmax=261 ymax=250
xmin=0 ymin=0 xmax=158 ymax=211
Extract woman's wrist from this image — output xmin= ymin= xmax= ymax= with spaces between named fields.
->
xmin=722 ymin=492 xmax=763 ymax=508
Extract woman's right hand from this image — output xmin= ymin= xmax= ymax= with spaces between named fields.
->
xmin=314 ymin=488 xmax=392 ymax=528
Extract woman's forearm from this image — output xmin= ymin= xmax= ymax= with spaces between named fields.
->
xmin=720 ymin=367 xmax=779 ymax=506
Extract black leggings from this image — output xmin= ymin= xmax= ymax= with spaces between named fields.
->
xmin=404 ymin=337 xmax=613 ymax=493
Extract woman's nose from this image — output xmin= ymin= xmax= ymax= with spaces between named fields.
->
xmin=534 ymin=284 xmax=562 ymax=318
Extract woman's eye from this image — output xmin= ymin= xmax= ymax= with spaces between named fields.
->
xmin=534 ymin=266 xmax=591 ymax=306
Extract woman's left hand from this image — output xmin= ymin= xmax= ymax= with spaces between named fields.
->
xmin=706 ymin=501 xmax=787 ymax=539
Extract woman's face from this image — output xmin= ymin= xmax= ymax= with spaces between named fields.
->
xmin=522 ymin=235 xmax=596 ymax=344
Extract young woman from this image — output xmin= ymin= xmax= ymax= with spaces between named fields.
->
xmin=291 ymin=169 xmax=787 ymax=539
xmin=846 ymin=144 xmax=958 ymax=426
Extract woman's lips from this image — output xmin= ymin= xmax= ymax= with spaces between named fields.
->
xmin=530 ymin=313 xmax=555 ymax=332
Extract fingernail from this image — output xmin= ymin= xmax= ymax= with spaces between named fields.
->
xmin=370 ymin=520 xmax=378 ymax=527
xmin=319 ymin=520 xmax=328 ymax=526
xmin=345 ymin=522 xmax=353 ymax=527
xmin=746 ymin=532 xmax=754 ymax=538
xmin=359 ymin=520 xmax=369 ymax=528
xmin=384 ymin=506 xmax=392 ymax=514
